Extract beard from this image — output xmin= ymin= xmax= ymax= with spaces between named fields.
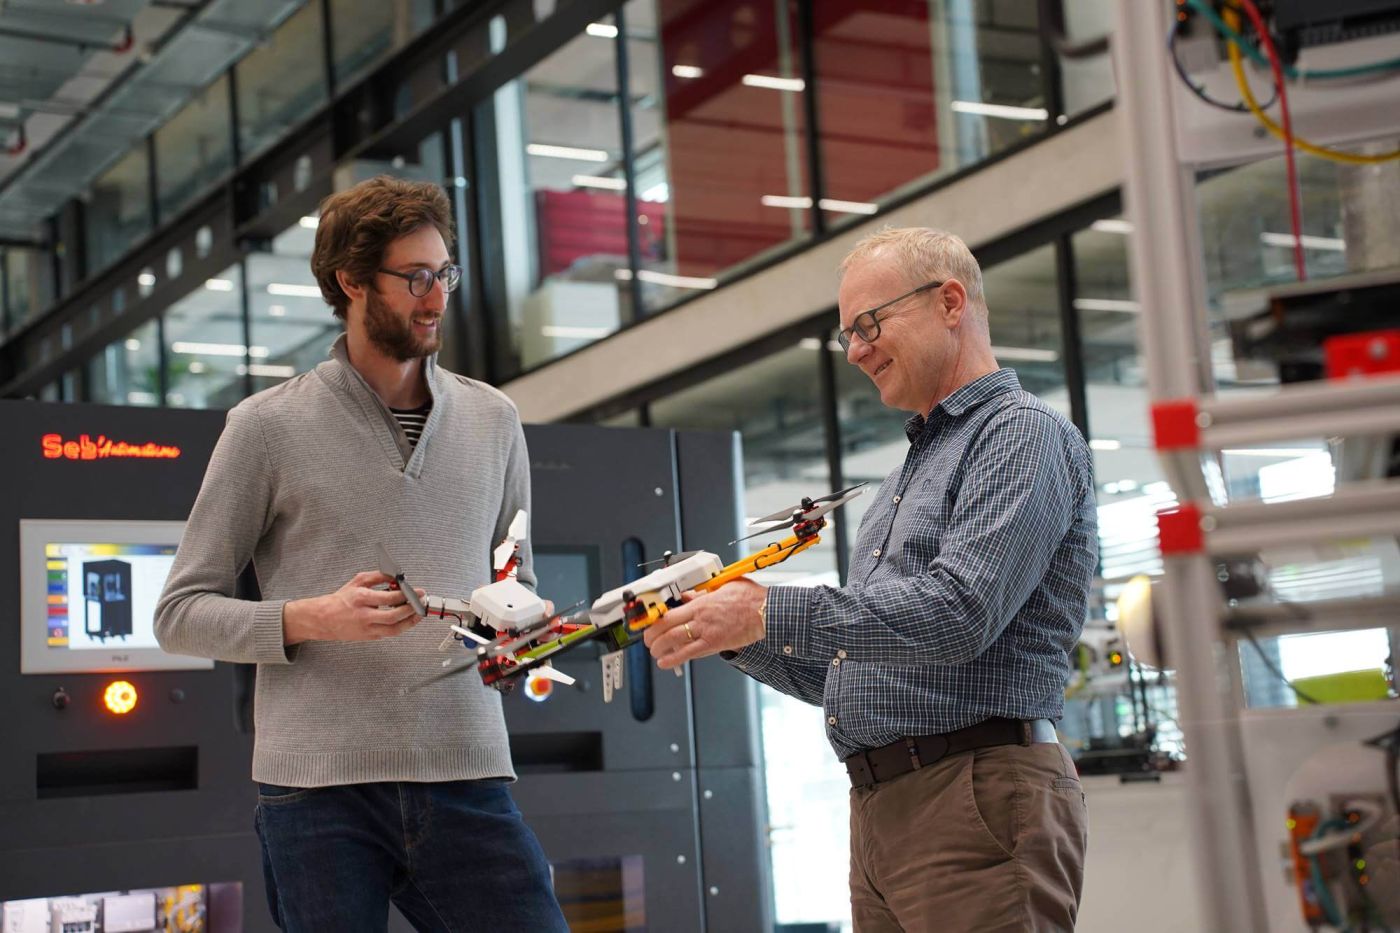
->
xmin=363 ymin=286 xmax=442 ymax=362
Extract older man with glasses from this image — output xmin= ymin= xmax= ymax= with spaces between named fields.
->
xmin=646 ymin=226 xmax=1097 ymax=932
xmin=156 ymin=176 xmax=567 ymax=931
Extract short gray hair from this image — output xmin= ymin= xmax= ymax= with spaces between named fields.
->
xmin=839 ymin=226 xmax=985 ymax=310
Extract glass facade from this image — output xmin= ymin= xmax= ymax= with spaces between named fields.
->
xmin=156 ymin=76 xmax=234 ymax=222
xmin=480 ymin=24 xmax=630 ymax=371
xmin=85 ymin=147 xmax=152 ymax=277
xmin=6 ymin=0 xmax=1092 ymax=370
xmin=235 ymin=2 xmax=328 ymax=162
xmin=246 ymin=222 xmax=340 ymax=394
xmin=87 ymin=318 xmax=162 ymax=407
xmin=163 ymin=263 xmax=247 ymax=409
xmin=330 ymin=0 xmax=436 ymax=88
xmin=2 ymin=246 xmax=52 ymax=335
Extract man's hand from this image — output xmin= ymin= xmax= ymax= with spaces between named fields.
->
xmin=643 ymin=578 xmax=767 ymax=670
xmin=283 ymin=571 xmax=425 ymax=645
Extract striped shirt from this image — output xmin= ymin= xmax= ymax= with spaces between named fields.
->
xmin=730 ymin=369 xmax=1098 ymax=760
xmin=390 ymin=400 xmax=432 ymax=448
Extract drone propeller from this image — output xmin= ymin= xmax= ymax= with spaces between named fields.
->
xmin=375 ymin=543 xmax=428 ymax=616
xmin=636 ymin=549 xmax=702 ymax=570
xmin=492 ymin=510 xmax=529 ymax=572
xmin=749 ymin=482 xmax=868 ymax=525
xmin=449 ymin=624 xmax=490 ymax=645
xmin=731 ymin=484 xmax=866 ymax=545
xmin=530 ymin=664 xmax=576 ymax=687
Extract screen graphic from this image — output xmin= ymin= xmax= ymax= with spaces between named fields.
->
xmin=19 ymin=519 xmax=212 ymax=674
xmin=44 ymin=543 xmax=177 ymax=651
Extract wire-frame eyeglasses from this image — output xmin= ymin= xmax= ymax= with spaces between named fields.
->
xmin=836 ymin=280 xmax=944 ymax=352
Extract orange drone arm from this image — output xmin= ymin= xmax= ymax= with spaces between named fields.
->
xmin=695 ymin=532 xmax=820 ymax=593
xmin=619 ymin=533 xmax=819 ymax=634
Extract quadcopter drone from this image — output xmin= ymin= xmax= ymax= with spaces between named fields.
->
xmin=378 ymin=510 xmax=579 ymax=696
xmin=392 ymin=483 xmax=865 ymax=702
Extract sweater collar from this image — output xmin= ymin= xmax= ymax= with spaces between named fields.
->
xmin=319 ymin=334 xmax=444 ymax=472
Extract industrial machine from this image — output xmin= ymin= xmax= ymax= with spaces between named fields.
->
xmin=0 ymin=400 xmax=771 ymax=933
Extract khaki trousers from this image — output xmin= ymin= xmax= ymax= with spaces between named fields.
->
xmin=848 ymin=741 xmax=1088 ymax=932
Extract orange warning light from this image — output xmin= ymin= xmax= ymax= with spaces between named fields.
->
xmin=525 ymin=672 xmax=553 ymax=702
xmin=104 ymin=680 xmax=138 ymax=715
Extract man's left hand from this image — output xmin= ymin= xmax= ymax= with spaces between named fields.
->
xmin=644 ymin=578 xmax=767 ymax=670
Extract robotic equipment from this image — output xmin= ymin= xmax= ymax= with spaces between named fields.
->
xmin=1110 ymin=2 xmax=1400 ymax=929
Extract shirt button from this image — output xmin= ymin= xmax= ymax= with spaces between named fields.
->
xmin=892 ymin=495 xmax=901 ymax=504
xmin=872 ymin=548 xmax=881 ymax=558
xmin=827 ymin=716 xmax=837 ymax=726
xmin=782 ymin=645 xmax=793 ymax=655
xmin=837 ymin=649 xmax=847 ymax=659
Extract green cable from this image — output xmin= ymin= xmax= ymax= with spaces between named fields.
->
xmin=1184 ymin=0 xmax=1400 ymax=80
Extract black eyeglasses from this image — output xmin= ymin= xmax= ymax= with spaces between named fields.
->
xmin=378 ymin=264 xmax=463 ymax=298
xmin=836 ymin=280 xmax=943 ymax=352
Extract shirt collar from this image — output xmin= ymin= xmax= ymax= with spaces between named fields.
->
xmin=903 ymin=368 xmax=1022 ymax=442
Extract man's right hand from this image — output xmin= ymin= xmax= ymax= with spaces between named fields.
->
xmin=282 ymin=571 xmax=424 ymax=645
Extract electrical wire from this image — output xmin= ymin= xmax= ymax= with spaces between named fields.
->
xmin=1226 ymin=0 xmax=1306 ymax=280
xmin=1169 ymin=23 xmax=1276 ymax=113
xmin=1184 ymin=0 xmax=1400 ymax=79
xmin=1192 ymin=0 xmax=1400 ymax=166
xmin=1225 ymin=42 xmax=1400 ymax=166
xmin=1307 ymin=827 xmax=1351 ymax=931
xmin=1242 ymin=628 xmax=1323 ymax=705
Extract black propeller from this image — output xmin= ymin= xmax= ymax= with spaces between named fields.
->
xmin=375 ymin=544 xmax=428 ymax=616
xmin=731 ymin=484 xmax=867 ymax=545
xmin=749 ymin=482 xmax=868 ymax=525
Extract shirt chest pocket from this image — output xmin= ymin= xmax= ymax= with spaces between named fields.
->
xmin=892 ymin=480 xmax=951 ymax=567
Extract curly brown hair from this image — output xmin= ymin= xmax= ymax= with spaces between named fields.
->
xmin=311 ymin=176 xmax=455 ymax=320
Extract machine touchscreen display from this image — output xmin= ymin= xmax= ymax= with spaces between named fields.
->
xmin=19 ymin=519 xmax=214 ymax=674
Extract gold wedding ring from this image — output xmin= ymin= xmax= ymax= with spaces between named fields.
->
xmin=684 ymin=622 xmax=696 ymax=641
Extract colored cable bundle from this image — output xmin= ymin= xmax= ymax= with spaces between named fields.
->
xmin=1173 ymin=0 xmax=1400 ymax=282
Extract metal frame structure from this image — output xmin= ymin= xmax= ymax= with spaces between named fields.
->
xmin=1112 ymin=3 xmax=1400 ymax=930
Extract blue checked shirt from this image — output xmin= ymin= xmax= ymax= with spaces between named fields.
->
xmin=729 ymin=369 xmax=1098 ymax=760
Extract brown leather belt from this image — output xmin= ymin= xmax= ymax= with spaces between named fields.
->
xmin=842 ymin=717 xmax=1058 ymax=789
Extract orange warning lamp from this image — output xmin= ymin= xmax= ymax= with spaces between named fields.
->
xmin=524 ymin=671 xmax=553 ymax=702
xmin=103 ymin=680 xmax=138 ymax=715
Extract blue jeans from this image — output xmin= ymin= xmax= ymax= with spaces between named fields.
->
xmin=254 ymin=780 xmax=567 ymax=932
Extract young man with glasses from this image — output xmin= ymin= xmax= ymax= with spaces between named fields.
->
xmin=646 ymin=227 xmax=1096 ymax=931
xmin=156 ymin=175 xmax=567 ymax=931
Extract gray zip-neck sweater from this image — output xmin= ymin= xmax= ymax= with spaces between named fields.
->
xmin=155 ymin=335 xmax=532 ymax=787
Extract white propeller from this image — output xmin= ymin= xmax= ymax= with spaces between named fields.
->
xmin=449 ymin=624 xmax=490 ymax=645
xmin=493 ymin=510 xmax=529 ymax=572
xmin=531 ymin=663 xmax=575 ymax=687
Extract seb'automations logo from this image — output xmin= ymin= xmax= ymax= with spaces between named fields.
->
xmin=41 ymin=433 xmax=181 ymax=461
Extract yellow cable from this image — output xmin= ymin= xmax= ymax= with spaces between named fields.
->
xmin=1223 ymin=6 xmax=1400 ymax=164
